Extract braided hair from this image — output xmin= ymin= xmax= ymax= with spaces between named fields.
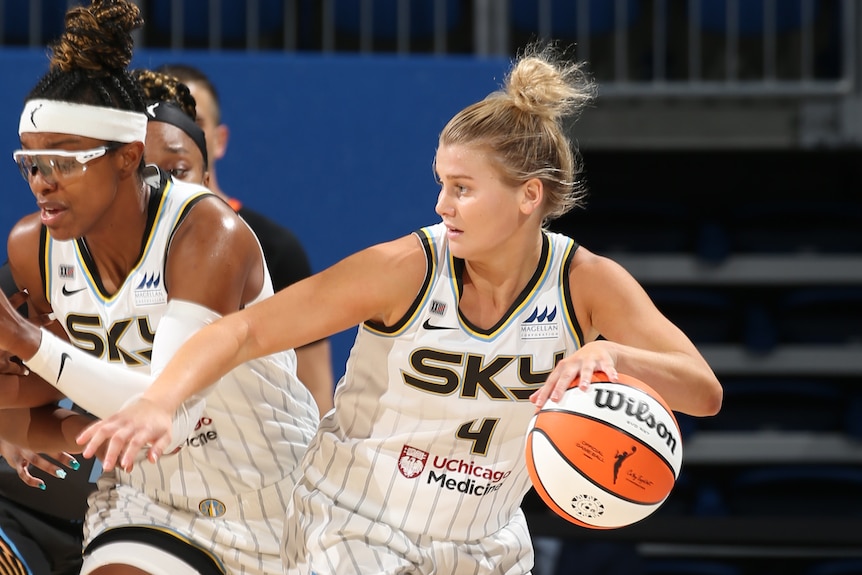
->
xmin=134 ymin=68 xmax=198 ymax=120
xmin=26 ymin=0 xmax=145 ymax=113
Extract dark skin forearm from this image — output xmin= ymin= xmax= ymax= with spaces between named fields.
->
xmin=0 ymin=371 xmax=65 ymax=408
xmin=0 ymin=405 xmax=93 ymax=453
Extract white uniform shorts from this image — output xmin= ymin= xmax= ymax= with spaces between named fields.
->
xmin=284 ymin=485 xmax=535 ymax=575
xmin=83 ymin=477 xmax=286 ymax=575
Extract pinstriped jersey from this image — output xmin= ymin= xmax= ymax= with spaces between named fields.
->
xmin=41 ymin=176 xmax=319 ymax=528
xmin=299 ymin=222 xmax=583 ymax=541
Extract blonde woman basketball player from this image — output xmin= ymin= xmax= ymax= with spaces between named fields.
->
xmin=72 ymin=43 xmax=722 ymax=574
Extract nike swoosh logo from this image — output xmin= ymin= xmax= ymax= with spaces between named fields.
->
xmin=422 ymin=319 xmax=457 ymax=330
xmin=62 ymin=285 xmax=86 ymax=296
xmin=58 ymin=352 xmax=71 ymax=382
xmin=30 ymin=103 xmax=43 ymax=127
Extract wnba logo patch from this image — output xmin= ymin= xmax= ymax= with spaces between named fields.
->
xmin=199 ymin=498 xmax=226 ymax=517
xmin=398 ymin=445 xmax=428 ymax=479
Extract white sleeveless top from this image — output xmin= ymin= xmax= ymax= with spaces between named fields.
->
xmin=300 ymin=222 xmax=584 ymax=541
xmin=41 ymin=175 xmax=319 ymax=523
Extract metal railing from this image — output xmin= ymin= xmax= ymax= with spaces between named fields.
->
xmin=0 ymin=0 xmax=856 ymax=98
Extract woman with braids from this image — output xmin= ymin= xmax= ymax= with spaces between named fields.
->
xmin=0 ymin=66 xmax=220 ymax=575
xmin=135 ymin=68 xmax=211 ymax=187
xmin=0 ymin=1 xmax=319 ymax=574
xmin=75 ymin=43 xmax=722 ymax=574
xmin=157 ymin=62 xmax=336 ymax=419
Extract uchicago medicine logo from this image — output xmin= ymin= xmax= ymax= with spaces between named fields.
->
xmin=398 ymin=444 xmax=512 ymax=497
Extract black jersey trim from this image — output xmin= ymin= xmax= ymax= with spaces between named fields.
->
xmin=162 ymin=190 xmax=214 ymax=294
xmin=39 ymin=225 xmax=49 ymax=305
xmin=457 ymin=231 xmax=552 ymax=337
xmin=85 ymin=525 xmax=227 ymax=575
xmin=561 ymin=240 xmax=585 ymax=347
xmin=364 ymin=227 xmax=436 ymax=335
xmin=72 ymin=180 xmax=168 ymax=299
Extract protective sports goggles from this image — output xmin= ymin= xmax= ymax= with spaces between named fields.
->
xmin=12 ymin=143 xmax=122 ymax=185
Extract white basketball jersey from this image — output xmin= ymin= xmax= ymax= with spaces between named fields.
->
xmin=41 ymin=177 xmax=319 ymax=549
xmin=298 ymin=223 xmax=584 ymax=541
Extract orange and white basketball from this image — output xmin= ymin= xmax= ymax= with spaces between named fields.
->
xmin=525 ymin=372 xmax=683 ymax=529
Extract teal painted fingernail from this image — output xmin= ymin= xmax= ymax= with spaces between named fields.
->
xmin=55 ymin=469 xmax=67 ymax=479
xmin=69 ymin=458 xmax=80 ymax=470
xmin=38 ymin=483 xmax=46 ymax=490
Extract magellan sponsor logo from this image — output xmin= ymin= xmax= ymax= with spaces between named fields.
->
xmin=133 ymin=271 xmax=166 ymax=306
xmin=520 ymin=305 xmax=559 ymax=340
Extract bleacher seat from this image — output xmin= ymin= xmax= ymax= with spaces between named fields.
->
xmin=724 ymin=465 xmax=862 ymax=516
xmin=510 ymin=0 xmax=642 ymax=38
xmin=742 ymin=301 xmax=777 ymax=353
xmin=805 ymin=559 xmax=862 ymax=575
xmin=692 ymin=480 xmax=727 ymax=516
xmin=696 ymin=377 xmax=846 ymax=433
xmin=508 ymin=0 xmax=644 ymax=79
xmin=644 ymin=558 xmax=744 ymax=575
xmin=729 ymin=199 xmax=862 ymax=254
xmin=843 ymin=391 xmax=862 ymax=439
xmin=332 ymin=0 xmax=461 ymax=48
xmin=147 ymin=0 xmax=287 ymax=48
xmin=563 ymin=197 xmax=697 ymax=255
xmin=647 ymin=287 xmax=737 ymax=344
xmin=552 ymin=540 xmax=645 ymax=575
xmin=773 ymin=286 xmax=862 ymax=345
xmin=652 ymin=466 xmax=698 ymax=516
xmin=697 ymin=220 xmax=732 ymax=264
xmin=1 ymin=0 xmax=67 ymax=45
xmin=698 ymin=0 xmax=815 ymax=36
xmin=696 ymin=0 xmax=830 ymax=81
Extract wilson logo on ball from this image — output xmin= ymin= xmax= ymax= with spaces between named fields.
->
xmin=593 ymin=387 xmax=680 ymax=455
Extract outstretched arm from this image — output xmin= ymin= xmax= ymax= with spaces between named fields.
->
xmin=77 ymin=233 xmax=429 ymax=471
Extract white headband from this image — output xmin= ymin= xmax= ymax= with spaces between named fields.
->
xmin=19 ymin=99 xmax=148 ymax=143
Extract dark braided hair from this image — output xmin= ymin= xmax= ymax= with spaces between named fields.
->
xmin=27 ymin=0 xmax=145 ymax=113
xmin=133 ymin=69 xmax=198 ymax=120
xmin=157 ymin=63 xmax=222 ymax=123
